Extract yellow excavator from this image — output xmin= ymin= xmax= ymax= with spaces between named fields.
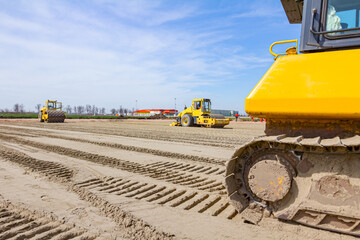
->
xmin=38 ymin=100 xmax=66 ymax=123
xmin=171 ymin=98 xmax=229 ymax=128
xmin=225 ymin=0 xmax=360 ymax=236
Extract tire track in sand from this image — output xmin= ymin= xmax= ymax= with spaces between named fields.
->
xmin=0 ymin=200 xmax=95 ymax=240
xmin=0 ymin=133 xmax=226 ymax=194
xmin=0 ymin=134 xmax=240 ymax=222
xmin=0 ymin=145 xmax=175 ymax=240
xmin=0 ymin=126 xmax=225 ymax=165
xmin=74 ymin=177 xmax=238 ymax=220
xmin=0 ymin=146 xmax=74 ymax=182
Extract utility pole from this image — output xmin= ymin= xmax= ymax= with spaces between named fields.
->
xmin=135 ymin=100 xmax=138 ymax=110
xmin=174 ymin=98 xmax=176 ymax=110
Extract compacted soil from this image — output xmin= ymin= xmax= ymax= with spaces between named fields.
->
xmin=0 ymin=119 xmax=355 ymax=240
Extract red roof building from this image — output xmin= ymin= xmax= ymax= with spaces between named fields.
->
xmin=133 ymin=109 xmax=178 ymax=117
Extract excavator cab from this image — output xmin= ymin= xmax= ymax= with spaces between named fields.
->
xmin=282 ymin=0 xmax=360 ymax=52
xmin=245 ymin=0 xmax=360 ymax=127
xmin=225 ymin=0 xmax=360 ymax=236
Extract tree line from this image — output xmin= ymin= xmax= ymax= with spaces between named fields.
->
xmin=0 ymin=104 xmax=135 ymax=116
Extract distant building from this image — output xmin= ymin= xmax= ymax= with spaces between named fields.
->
xmin=133 ymin=110 xmax=151 ymax=116
xmin=211 ymin=109 xmax=239 ymax=117
xmin=133 ymin=109 xmax=178 ymax=117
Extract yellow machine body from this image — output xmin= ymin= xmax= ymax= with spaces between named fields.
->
xmin=225 ymin=0 xmax=360 ymax=236
xmin=246 ymin=48 xmax=360 ymax=119
xmin=39 ymin=100 xmax=66 ymax=123
xmin=171 ymin=98 xmax=229 ymax=128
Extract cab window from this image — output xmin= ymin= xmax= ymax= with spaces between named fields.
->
xmin=48 ymin=102 xmax=55 ymax=109
xmin=193 ymin=101 xmax=201 ymax=110
xmin=326 ymin=0 xmax=360 ymax=36
xmin=203 ymin=101 xmax=211 ymax=112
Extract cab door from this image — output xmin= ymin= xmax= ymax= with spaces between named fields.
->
xmin=192 ymin=100 xmax=202 ymax=117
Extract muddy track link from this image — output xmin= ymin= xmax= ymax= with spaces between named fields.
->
xmin=75 ymin=177 xmax=239 ymax=220
xmin=0 ymin=146 xmax=74 ymax=181
xmin=0 ymin=134 xmax=226 ymax=194
xmin=225 ymin=134 xmax=360 ymax=236
xmin=0 ymin=200 xmax=95 ymax=240
xmin=0 ymin=127 xmax=225 ymax=165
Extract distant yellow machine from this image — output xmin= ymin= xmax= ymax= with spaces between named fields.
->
xmin=171 ymin=98 xmax=229 ymax=128
xmin=38 ymin=100 xmax=66 ymax=123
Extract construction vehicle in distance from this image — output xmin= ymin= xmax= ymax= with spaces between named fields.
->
xmin=38 ymin=100 xmax=66 ymax=123
xmin=171 ymin=98 xmax=229 ymax=128
xmin=225 ymin=0 xmax=360 ymax=236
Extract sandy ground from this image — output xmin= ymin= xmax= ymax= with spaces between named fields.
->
xmin=0 ymin=119 xmax=356 ymax=240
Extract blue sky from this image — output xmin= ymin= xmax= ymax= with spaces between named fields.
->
xmin=0 ymin=0 xmax=301 ymax=113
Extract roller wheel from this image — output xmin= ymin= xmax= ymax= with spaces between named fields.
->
xmin=181 ymin=114 xmax=193 ymax=127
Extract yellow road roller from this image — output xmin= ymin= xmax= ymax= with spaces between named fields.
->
xmin=171 ymin=98 xmax=229 ymax=128
xmin=39 ymin=100 xmax=66 ymax=123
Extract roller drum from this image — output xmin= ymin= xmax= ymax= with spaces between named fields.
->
xmin=209 ymin=114 xmax=229 ymax=128
xmin=46 ymin=111 xmax=65 ymax=123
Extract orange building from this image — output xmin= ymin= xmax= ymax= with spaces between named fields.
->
xmin=133 ymin=109 xmax=178 ymax=117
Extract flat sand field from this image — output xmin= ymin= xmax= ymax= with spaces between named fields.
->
xmin=0 ymin=119 xmax=356 ymax=240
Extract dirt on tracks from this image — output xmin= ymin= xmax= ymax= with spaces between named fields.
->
xmin=0 ymin=120 xmax=356 ymax=240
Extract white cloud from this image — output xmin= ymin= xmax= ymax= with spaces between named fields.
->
xmin=233 ymin=8 xmax=282 ymax=18
xmin=0 ymin=12 xmax=43 ymax=31
xmin=232 ymin=0 xmax=283 ymax=18
xmin=0 ymin=0 xmax=275 ymax=111
xmin=95 ymin=0 xmax=196 ymax=26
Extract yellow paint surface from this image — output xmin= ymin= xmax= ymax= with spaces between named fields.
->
xmin=246 ymin=49 xmax=360 ymax=119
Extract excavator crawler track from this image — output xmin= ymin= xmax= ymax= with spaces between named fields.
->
xmin=225 ymin=134 xmax=360 ymax=236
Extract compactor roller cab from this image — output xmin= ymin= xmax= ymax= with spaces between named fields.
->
xmin=171 ymin=98 xmax=229 ymax=128
xmin=39 ymin=100 xmax=66 ymax=123
xmin=225 ymin=0 xmax=360 ymax=236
